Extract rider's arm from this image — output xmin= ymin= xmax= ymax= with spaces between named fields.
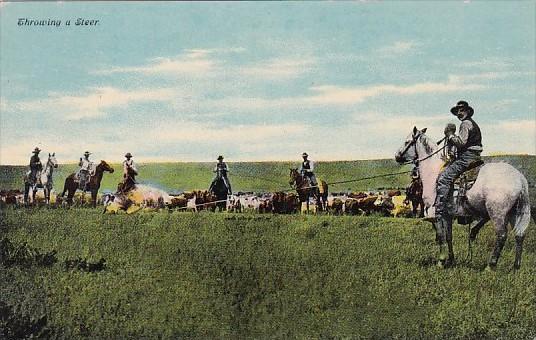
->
xmin=448 ymin=120 xmax=470 ymax=148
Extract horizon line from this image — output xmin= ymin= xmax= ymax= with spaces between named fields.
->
xmin=1 ymin=153 xmax=534 ymax=166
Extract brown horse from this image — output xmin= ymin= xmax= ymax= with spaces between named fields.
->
xmin=60 ymin=160 xmax=114 ymax=207
xmin=289 ymin=168 xmax=328 ymax=213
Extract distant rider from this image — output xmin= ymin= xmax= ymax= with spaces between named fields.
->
xmin=29 ymin=147 xmax=43 ymax=185
xmin=209 ymin=155 xmax=232 ymax=195
xmin=299 ymin=152 xmax=318 ymax=187
xmin=78 ymin=151 xmax=94 ymax=191
xmin=121 ymin=152 xmax=138 ymax=192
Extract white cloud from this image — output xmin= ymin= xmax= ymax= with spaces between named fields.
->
xmin=377 ymin=41 xmax=420 ymax=56
xmin=11 ymin=87 xmax=175 ymax=120
xmin=95 ymin=47 xmax=245 ymax=76
xmin=240 ymin=57 xmax=315 ymax=79
xmin=305 ymin=76 xmax=485 ymax=105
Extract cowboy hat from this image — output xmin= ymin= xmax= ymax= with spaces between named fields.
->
xmin=302 ymin=152 xmax=308 ymax=157
xmin=217 ymin=155 xmax=224 ymax=160
xmin=83 ymin=151 xmax=91 ymax=156
xmin=450 ymin=100 xmax=474 ymax=116
xmin=125 ymin=152 xmax=132 ymax=158
xmin=32 ymin=147 xmax=41 ymax=153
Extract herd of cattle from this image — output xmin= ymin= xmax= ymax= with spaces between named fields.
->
xmin=0 ymin=185 xmax=422 ymax=217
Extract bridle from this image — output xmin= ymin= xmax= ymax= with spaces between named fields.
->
xmin=399 ymin=133 xmax=447 ymax=165
xmin=399 ymin=133 xmax=422 ymax=164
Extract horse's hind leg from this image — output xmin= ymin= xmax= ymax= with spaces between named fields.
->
xmin=487 ymin=213 xmax=508 ymax=270
xmin=514 ymin=235 xmax=525 ymax=270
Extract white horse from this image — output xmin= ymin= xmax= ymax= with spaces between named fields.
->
xmin=395 ymin=127 xmax=531 ymax=270
xmin=24 ymin=153 xmax=58 ymax=205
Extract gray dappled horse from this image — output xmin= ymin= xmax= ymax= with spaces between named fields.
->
xmin=395 ymin=127 xmax=531 ymax=270
xmin=23 ymin=153 xmax=58 ymax=205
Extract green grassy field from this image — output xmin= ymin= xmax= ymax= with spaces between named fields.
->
xmin=1 ymin=209 xmax=535 ymax=339
xmin=1 ymin=155 xmax=535 ymax=338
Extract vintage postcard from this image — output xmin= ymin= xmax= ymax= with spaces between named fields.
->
xmin=1 ymin=1 xmax=535 ymax=338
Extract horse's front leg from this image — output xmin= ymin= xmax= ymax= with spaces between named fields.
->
xmin=434 ymin=218 xmax=448 ymax=268
xmin=445 ymin=215 xmax=456 ymax=267
xmin=469 ymin=217 xmax=489 ymax=242
xmin=92 ymin=190 xmax=98 ymax=208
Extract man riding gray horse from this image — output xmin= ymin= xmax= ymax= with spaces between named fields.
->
xmin=28 ymin=147 xmax=43 ymax=185
xmin=299 ymin=152 xmax=318 ymax=188
xmin=433 ymin=100 xmax=483 ymax=260
xmin=209 ymin=155 xmax=232 ymax=195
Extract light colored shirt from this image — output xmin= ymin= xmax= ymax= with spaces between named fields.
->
xmin=79 ymin=158 xmax=92 ymax=171
xmin=123 ymin=159 xmax=137 ymax=175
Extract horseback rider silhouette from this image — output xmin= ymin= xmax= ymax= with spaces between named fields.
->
xmin=209 ymin=155 xmax=232 ymax=195
xmin=28 ymin=147 xmax=42 ymax=185
xmin=121 ymin=152 xmax=138 ymax=192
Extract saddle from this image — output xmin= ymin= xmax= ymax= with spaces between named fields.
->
xmin=454 ymin=159 xmax=484 ymax=224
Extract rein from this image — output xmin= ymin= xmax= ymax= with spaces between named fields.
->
xmin=399 ymin=134 xmax=447 ymax=165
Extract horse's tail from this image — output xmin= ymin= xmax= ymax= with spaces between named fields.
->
xmin=512 ymin=178 xmax=531 ymax=237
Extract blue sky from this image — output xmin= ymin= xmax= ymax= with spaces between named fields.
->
xmin=1 ymin=1 xmax=534 ymax=164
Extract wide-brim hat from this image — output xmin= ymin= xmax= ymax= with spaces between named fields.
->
xmin=32 ymin=147 xmax=41 ymax=153
xmin=302 ymin=152 xmax=308 ymax=157
xmin=217 ymin=155 xmax=224 ymax=160
xmin=450 ymin=100 xmax=474 ymax=116
xmin=84 ymin=151 xmax=91 ymax=156
xmin=125 ymin=152 xmax=132 ymax=158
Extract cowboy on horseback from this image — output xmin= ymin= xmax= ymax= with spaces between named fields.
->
xmin=78 ymin=151 xmax=94 ymax=191
xmin=28 ymin=147 xmax=43 ymax=185
xmin=299 ymin=152 xmax=317 ymax=188
xmin=432 ymin=101 xmax=482 ymax=257
xmin=121 ymin=152 xmax=138 ymax=192
xmin=209 ymin=155 xmax=232 ymax=195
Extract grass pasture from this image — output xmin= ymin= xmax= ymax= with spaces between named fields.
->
xmin=1 ymin=155 xmax=535 ymax=338
xmin=1 ymin=208 xmax=535 ymax=339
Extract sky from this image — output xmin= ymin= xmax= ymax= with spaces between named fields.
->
xmin=0 ymin=1 xmax=535 ymax=165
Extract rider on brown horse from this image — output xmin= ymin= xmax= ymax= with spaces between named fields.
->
xmin=299 ymin=152 xmax=317 ymax=188
xmin=120 ymin=152 xmax=138 ymax=192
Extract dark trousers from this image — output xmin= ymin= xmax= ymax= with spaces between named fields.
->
xmin=435 ymin=150 xmax=481 ymax=217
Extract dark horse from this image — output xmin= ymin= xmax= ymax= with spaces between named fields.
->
xmin=406 ymin=177 xmax=425 ymax=218
xmin=289 ymin=168 xmax=328 ymax=213
xmin=209 ymin=171 xmax=229 ymax=212
xmin=60 ymin=160 xmax=114 ymax=207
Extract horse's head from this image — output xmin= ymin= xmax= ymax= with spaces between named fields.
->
xmin=395 ymin=126 xmax=428 ymax=164
xmin=47 ymin=153 xmax=58 ymax=168
xmin=98 ymin=160 xmax=115 ymax=173
xmin=289 ymin=168 xmax=300 ymax=186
